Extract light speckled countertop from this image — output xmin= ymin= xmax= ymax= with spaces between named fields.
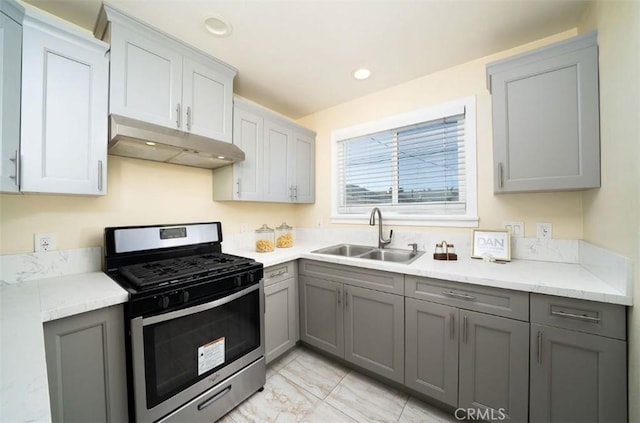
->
xmin=0 ymin=240 xmax=631 ymax=422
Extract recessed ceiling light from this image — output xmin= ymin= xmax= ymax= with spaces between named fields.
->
xmin=353 ymin=68 xmax=371 ymax=80
xmin=217 ymin=156 xmax=226 ymax=160
xmin=145 ymin=142 xmax=156 ymax=146
xmin=204 ymin=15 xmax=232 ymax=37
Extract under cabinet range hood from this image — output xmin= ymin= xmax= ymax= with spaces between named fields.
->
xmin=107 ymin=115 xmax=245 ymax=169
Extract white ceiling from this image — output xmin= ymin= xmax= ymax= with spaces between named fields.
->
xmin=24 ymin=0 xmax=591 ymax=119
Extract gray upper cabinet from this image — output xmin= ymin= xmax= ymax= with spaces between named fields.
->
xmin=213 ymin=97 xmax=316 ymax=203
xmin=43 ymin=305 xmax=128 ymax=423
xmin=487 ymin=32 xmax=600 ymax=193
xmin=97 ymin=4 xmax=236 ymax=143
xmin=0 ymin=7 xmax=22 ymax=193
xmin=1 ymin=1 xmax=109 ymax=195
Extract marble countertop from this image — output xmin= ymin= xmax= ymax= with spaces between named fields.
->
xmin=226 ymin=241 xmax=632 ymax=306
xmin=0 ymin=272 xmax=128 ymax=423
xmin=0 ymin=240 xmax=631 ymax=422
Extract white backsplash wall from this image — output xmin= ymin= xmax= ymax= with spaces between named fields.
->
xmin=0 ymin=247 xmax=102 ymax=285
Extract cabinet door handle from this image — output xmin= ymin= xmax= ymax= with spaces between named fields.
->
xmin=176 ymin=103 xmax=182 ymax=128
xmin=289 ymin=185 xmax=294 ymax=201
xmin=269 ymin=269 xmax=286 ymax=278
xmin=187 ymin=106 xmax=192 ymax=131
xmin=236 ymin=178 xmax=241 ymax=197
xmin=463 ymin=315 xmax=468 ymax=344
xmin=551 ymin=310 xmax=601 ymax=323
xmin=443 ymin=291 xmax=475 ymax=301
xmin=345 ymin=288 xmax=349 ymax=308
xmin=450 ymin=313 xmax=455 ymax=339
xmin=9 ymin=150 xmax=20 ymax=187
xmin=336 ymin=288 xmax=341 ymax=305
xmin=498 ymin=162 xmax=504 ymax=189
xmin=537 ymin=331 xmax=542 ymax=364
xmin=294 ymin=185 xmax=298 ymax=201
xmin=98 ymin=160 xmax=103 ymax=191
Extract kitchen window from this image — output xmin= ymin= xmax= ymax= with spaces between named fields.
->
xmin=331 ymin=97 xmax=478 ymax=227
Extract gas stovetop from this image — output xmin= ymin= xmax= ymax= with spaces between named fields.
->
xmin=119 ymin=252 xmax=255 ymax=289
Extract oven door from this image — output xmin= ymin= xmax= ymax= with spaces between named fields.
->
xmin=130 ymin=281 xmax=264 ymax=422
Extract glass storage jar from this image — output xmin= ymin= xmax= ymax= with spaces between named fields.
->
xmin=275 ymin=222 xmax=295 ymax=248
xmin=255 ymin=224 xmax=275 ymax=252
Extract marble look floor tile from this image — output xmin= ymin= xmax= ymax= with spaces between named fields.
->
xmin=279 ymin=349 xmax=348 ymax=399
xmin=268 ymin=347 xmax=303 ymax=372
xmin=302 ymin=401 xmax=358 ymax=422
xmin=326 ymin=372 xmax=408 ymax=423
xmin=398 ymin=397 xmax=458 ymax=423
xmin=229 ymin=372 xmax=320 ymax=423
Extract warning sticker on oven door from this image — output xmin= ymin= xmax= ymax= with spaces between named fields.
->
xmin=198 ymin=337 xmax=225 ymax=376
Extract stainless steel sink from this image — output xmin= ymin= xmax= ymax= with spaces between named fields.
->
xmin=312 ymin=244 xmax=424 ymax=264
xmin=313 ymin=244 xmax=375 ymax=257
xmin=358 ymin=249 xmax=423 ymax=263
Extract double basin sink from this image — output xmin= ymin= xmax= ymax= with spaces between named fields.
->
xmin=312 ymin=244 xmax=424 ymax=264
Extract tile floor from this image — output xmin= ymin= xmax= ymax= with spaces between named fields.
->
xmin=219 ymin=346 xmax=459 ymax=423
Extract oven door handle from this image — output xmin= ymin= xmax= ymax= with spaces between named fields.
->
xmin=138 ymin=282 xmax=261 ymax=326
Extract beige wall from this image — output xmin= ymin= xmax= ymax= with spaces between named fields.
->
xmin=297 ymin=30 xmax=584 ymax=239
xmin=579 ymin=1 xmax=640 ymax=421
xmin=0 ymin=156 xmax=297 ymax=254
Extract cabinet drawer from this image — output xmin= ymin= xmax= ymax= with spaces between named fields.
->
xmin=264 ymin=261 xmax=296 ymax=287
xmin=530 ymin=294 xmax=626 ymax=340
xmin=405 ymin=276 xmax=529 ymax=321
xmin=299 ymin=259 xmax=403 ymax=295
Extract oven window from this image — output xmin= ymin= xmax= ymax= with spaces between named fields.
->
xmin=143 ymin=289 xmax=260 ymax=408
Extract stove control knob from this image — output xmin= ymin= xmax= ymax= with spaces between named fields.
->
xmin=181 ymin=291 xmax=190 ymax=303
xmin=159 ymin=296 xmax=170 ymax=309
xmin=248 ymin=272 xmax=255 ymax=283
xmin=234 ymin=274 xmax=243 ymax=287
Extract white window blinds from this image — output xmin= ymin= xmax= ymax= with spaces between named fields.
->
xmin=336 ymin=110 xmax=467 ymax=215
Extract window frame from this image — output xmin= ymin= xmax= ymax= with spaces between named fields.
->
xmin=330 ymin=96 xmax=478 ymax=227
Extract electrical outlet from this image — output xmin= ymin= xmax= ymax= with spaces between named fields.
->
xmin=503 ymin=221 xmax=524 ymax=238
xmin=536 ymin=223 xmax=553 ymax=239
xmin=35 ymin=233 xmax=56 ymax=252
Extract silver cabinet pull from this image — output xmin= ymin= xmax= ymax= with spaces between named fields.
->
xmin=336 ymin=287 xmax=341 ymax=305
xmin=9 ymin=150 xmax=20 ymax=187
xmin=269 ymin=268 xmax=287 ymax=278
xmin=537 ymin=331 xmax=542 ymax=364
xmin=236 ymin=178 xmax=241 ymax=197
xmin=289 ymin=185 xmax=294 ymax=201
xmin=98 ymin=160 xmax=103 ymax=191
xmin=187 ymin=106 xmax=192 ymax=131
xmin=294 ymin=185 xmax=298 ymax=201
xmin=345 ymin=288 xmax=349 ymax=308
xmin=450 ymin=313 xmax=455 ymax=340
xmin=551 ymin=310 xmax=601 ymax=322
xmin=498 ymin=162 xmax=504 ymax=189
xmin=443 ymin=291 xmax=476 ymax=301
xmin=176 ymin=103 xmax=181 ymax=128
xmin=463 ymin=315 xmax=468 ymax=344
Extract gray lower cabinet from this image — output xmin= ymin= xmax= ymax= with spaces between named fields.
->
xmin=405 ymin=298 xmax=459 ymax=407
xmin=264 ymin=262 xmax=299 ymax=363
xmin=43 ymin=305 xmax=128 ymax=423
xmin=530 ymin=326 xmax=627 ymax=423
xmin=459 ymin=310 xmax=529 ymax=422
xmin=299 ymin=275 xmax=344 ymax=357
xmin=299 ymin=264 xmax=404 ymax=383
xmin=529 ymin=293 xmax=627 ymax=423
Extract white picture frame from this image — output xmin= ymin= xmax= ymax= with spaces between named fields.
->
xmin=471 ymin=229 xmax=511 ymax=261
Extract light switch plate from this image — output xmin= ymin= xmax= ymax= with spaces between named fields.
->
xmin=503 ymin=221 xmax=524 ymax=238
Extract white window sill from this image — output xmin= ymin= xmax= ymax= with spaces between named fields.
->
xmin=331 ymin=214 xmax=479 ymax=228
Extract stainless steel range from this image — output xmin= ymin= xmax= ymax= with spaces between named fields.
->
xmin=104 ymin=222 xmax=265 ymax=423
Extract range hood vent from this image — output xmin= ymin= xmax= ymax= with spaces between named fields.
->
xmin=107 ymin=115 xmax=244 ymax=169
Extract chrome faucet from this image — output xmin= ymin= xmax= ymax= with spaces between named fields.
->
xmin=369 ymin=207 xmax=393 ymax=248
